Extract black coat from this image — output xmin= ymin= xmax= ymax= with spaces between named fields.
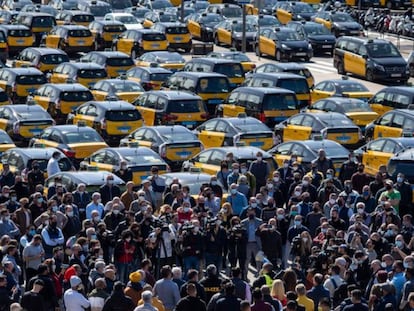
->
xmin=215 ymin=295 xmax=242 ymax=311
xmin=102 ymin=291 xmax=135 ymax=311
xmin=99 ymin=184 xmax=121 ymax=205
xmin=28 ymin=275 xmax=58 ymax=309
xmin=175 ymin=295 xmax=206 ymax=311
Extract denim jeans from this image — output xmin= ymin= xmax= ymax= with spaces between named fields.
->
xmin=205 ymin=253 xmax=223 ymax=272
xmin=116 ymin=262 xmax=131 ymax=284
xmin=183 ymin=256 xmax=199 ymax=276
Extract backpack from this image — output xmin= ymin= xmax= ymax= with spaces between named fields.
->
xmin=333 ymin=282 xmax=348 ymax=308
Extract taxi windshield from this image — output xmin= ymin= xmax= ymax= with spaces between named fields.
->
xmin=222 ymin=7 xmax=242 ymax=18
xmin=124 ymin=154 xmax=161 ymax=165
xmin=278 ymin=79 xmax=309 ymax=94
xmin=149 ymin=73 xmax=172 ymax=81
xmin=16 ymin=75 xmax=47 ymax=85
xmin=64 ymin=130 xmax=104 ymax=143
xmin=105 ymin=109 xmax=141 ymax=121
xmin=159 ymin=14 xmax=178 ymax=22
xmin=233 ymin=23 xmax=256 ymax=32
xmin=60 ymin=91 xmax=94 ymax=101
xmin=111 ymin=81 xmax=144 ymax=92
xmin=115 ymin=15 xmax=138 ymax=24
xmin=165 ymin=27 xmax=188 ymax=34
xmin=310 ymin=144 xmax=346 ymax=157
xmin=160 ymin=131 xmax=197 ymax=142
xmin=0 ymin=131 xmax=13 ymax=144
xmin=304 ymin=24 xmax=330 ymax=35
xmin=131 ymin=9 xmax=150 ymax=18
xmin=89 ymin=6 xmax=112 ymax=17
xmin=32 ymin=16 xmax=56 ymax=27
xmin=263 ymin=94 xmax=297 ymax=110
xmin=331 ymin=13 xmax=354 ymax=22
xmin=68 ymin=29 xmax=91 ymax=37
xmin=107 ymin=57 xmax=134 ymax=66
xmin=366 ymin=43 xmax=401 ymax=58
xmin=9 ymin=29 xmax=32 ymax=37
xmin=234 ymin=121 xmax=270 ymax=133
xmin=258 ymin=17 xmax=280 ymax=27
xmin=40 ymin=54 xmax=70 ymax=64
xmin=103 ymin=25 xmax=125 ymax=32
xmin=142 ymin=33 xmax=167 ymax=41
xmin=337 ymin=83 xmax=369 ymax=93
xmin=72 ymin=15 xmax=94 ymax=23
xmin=276 ymin=31 xmax=304 ymax=41
xmin=341 ymin=101 xmax=372 ymax=113
xmin=293 ymin=3 xmax=314 ymax=13
xmin=196 ymin=77 xmax=229 ymax=93
xmin=154 ymin=53 xmax=184 ymax=63
xmin=200 ymin=15 xmax=223 ymax=23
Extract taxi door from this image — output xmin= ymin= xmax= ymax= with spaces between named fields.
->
xmin=283 ymin=124 xmax=312 ymax=141
xmin=197 ymin=130 xmax=225 ymax=148
xmin=219 ymin=26 xmax=232 ymax=46
xmin=137 ymin=107 xmax=156 ymax=126
xmin=276 ymin=8 xmax=292 ymax=25
xmin=193 ymin=160 xmax=219 ymax=175
xmin=91 ymin=90 xmax=108 ymax=101
xmin=45 ymin=32 xmax=61 ymax=49
xmin=363 ymin=149 xmax=392 ymax=176
xmin=314 ymin=15 xmax=331 ymax=29
xmin=373 ymin=124 xmax=403 ymax=139
xmin=33 ymin=93 xmax=52 ymax=111
xmin=222 ymin=104 xmax=244 ymax=118
xmin=188 ymin=20 xmax=201 ymax=39
xmin=261 ymin=31 xmax=276 ymax=56
xmin=0 ymin=112 xmax=9 ymax=131
xmin=310 ymin=89 xmax=331 ymax=102
xmin=73 ymin=113 xmax=95 ymax=128
xmin=50 ymin=72 xmax=68 ymax=84
xmin=116 ymin=32 xmax=135 ymax=55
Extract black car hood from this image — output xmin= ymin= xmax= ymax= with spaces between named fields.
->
xmin=281 ymin=40 xmax=309 ymax=49
xmin=307 ymin=34 xmax=336 ymax=43
xmin=372 ymin=57 xmax=407 ymax=66
xmin=293 ymin=12 xmax=314 ymax=20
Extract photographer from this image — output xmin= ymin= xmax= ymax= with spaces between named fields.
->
xmin=64 ymin=276 xmax=90 ymax=311
xmin=181 ymin=221 xmax=204 ymax=275
xmin=228 ymin=217 xmax=248 ymax=279
xmin=204 ymin=218 xmax=227 ymax=272
xmin=258 ymin=219 xmax=282 ymax=269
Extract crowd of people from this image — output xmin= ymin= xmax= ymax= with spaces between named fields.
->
xmin=0 ymin=148 xmax=412 ymax=311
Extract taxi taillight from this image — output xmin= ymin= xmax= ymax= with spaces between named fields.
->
xmin=200 ymin=112 xmax=208 ymax=119
xmin=62 ymin=148 xmax=76 ymax=158
xmin=258 ymin=112 xmax=266 ymax=123
xmin=162 ymin=114 xmax=178 ymax=122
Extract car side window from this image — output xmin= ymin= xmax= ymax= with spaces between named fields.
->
xmin=391 ymin=114 xmax=404 ymax=128
xmin=91 ymin=151 xmax=106 ymax=162
xmin=49 ymin=131 xmax=62 ymax=143
xmin=86 ymin=105 xmax=97 ymax=116
xmin=368 ymin=139 xmax=384 ymax=151
xmin=379 ymin=113 xmax=393 ymax=126
xmin=383 ymin=141 xmax=397 ymax=153
xmin=143 ymin=129 xmax=157 ymax=142
xmin=276 ymin=143 xmax=292 ymax=155
xmin=227 ymin=92 xmax=238 ymax=104
xmin=204 ymin=120 xmax=217 ymax=131
xmin=324 ymin=82 xmax=335 ymax=92
xmin=288 ymin=115 xmax=303 ymax=125
xmin=302 ymin=116 xmax=314 ymax=127
xmin=215 ymin=121 xmax=228 ymax=133
xmin=209 ymin=150 xmax=224 ymax=166
xmin=196 ymin=150 xmax=212 ymax=163
xmin=403 ymin=118 xmax=414 ymax=131
xmin=104 ymin=151 xmax=118 ymax=165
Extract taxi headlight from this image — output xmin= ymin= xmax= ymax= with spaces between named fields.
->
xmin=281 ymin=43 xmax=290 ymax=50
xmin=374 ymin=63 xmax=385 ymax=71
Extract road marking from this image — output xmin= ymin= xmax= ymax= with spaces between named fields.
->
xmin=305 ymin=60 xmax=337 ymax=74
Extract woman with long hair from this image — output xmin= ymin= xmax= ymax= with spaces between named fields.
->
xmin=271 ymin=279 xmax=287 ymax=306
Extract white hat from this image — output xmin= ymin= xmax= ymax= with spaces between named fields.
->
xmin=70 ymin=276 xmax=82 ymax=288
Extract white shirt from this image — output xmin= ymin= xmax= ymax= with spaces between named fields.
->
xmin=47 ymin=157 xmax=60 ymax=177
xmin=64 ymin=289 xmax=90 ymax=311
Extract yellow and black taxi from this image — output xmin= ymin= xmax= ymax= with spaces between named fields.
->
xmin=250 ymin=62 xmax=315 ymax=88
xmin=80 ymin=146 xmax=168 ymax=185
xmin=0 ymin=147 xmax=73 ymax=175
xmin=68 ymin=100 xmax=143 ymax=145
xmin=152 ymin=22 xmax=192 ymax=52
xmin=29 ymin=124 xmax=108 ymax=165
xmin=135 ymin=51 xmax=185 ymax=72
xmin=88 ymin=20 xmax=126 ymax=51
xmin=311 ymin=77 xmax=373 ymax=102
xmin=205 ymin=4 xmax=243 ymax=19
xmin=365 ymin=109 xmax=414 ymax=141
xmin=213 ymin=19 xmax=257 ymax=51
xmin=354 ymin=137 xmax=414 ymax=177
xmin=133 ymin=90 xmax=208 ymax=128
xmin=255 ymin=26 xmax=313 ymax=61
xmin=49 ymin=62 xmax=107 ymax=88
xmin=113 ymin=29 xmax=169 ymax=59
xmin=166 ymin=71 xmax=230 ymax=116
xmin=14 ymin=12 xmax=56 ymax=44
xmin=243 ymin=72 xmax=311 ymax=109
xmin=388 ymin=149 xmax=414 ymax=192
xmin=0 ymin=104 xmax=54 ymax=145
xmin=0 ymin=25 xmax=34 ymax=56
xmin=334 ymin=37 xmax=409 ymax=84
xmin=221 ymin=86 xmax=298 ymax=127
xmin=80 ymin=51 xmax=135 ymax=78
xmin=142 ymin=11 xmax=178 ymax=29
xmin=312 ymin=11 xmax=363 ymax=37
xmin=55 ymin=10 xmax=95 ymax=27
xmin=0 ymin=130 xmax=16 ymax=153
xmin=0 ymin=67 xmax=47 ymax=104
xmin=207 ymin=51 xmax=256 ymax=74
xmin=183 ymin=146 xmax=277 ymax=176
xmin=90 ymin=78 xmax=145 ymax=103
xmin=44 ymin=25 xmax=94 ymax=54
xmin=274 ymin=111 xmax=363 ymax=147
xmin=287 ymin=21 xmax=336 ymax=56
xmin=269 ymin=139 xmax=349 ymax=173
xmin=274 ymin=1 xmax=316 ymax=24
xmin=194 ymin=115 xmax=275 ymax=150
xmin=13 ymin=48 xmax=69 ymax=73
xmin=0 ymin=27 xmax=9 ymax=63
xmin=77 ymin=0 xmax=112 ymax=19
xmin=119 ymin=125 xmax=203 ymax=169
xmin=126 ymin=66 xmax=172 ymax=91
xmin=32 ymin=83 xmax=94 ymax=123
xmin=183 ymin=58 xmax=245 ymax=88
xmin=368 ymin=86 xmax=414 ymax=116
xmin=186 ymin=12 xmax=224 ymax=42
xmin=308 ymin=97 xmax=378 ymax=131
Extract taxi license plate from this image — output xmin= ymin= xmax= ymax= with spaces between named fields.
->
xmin=391 ymin=74 xmax=401 ymax=77
xmin=77 ymin=40 xmax=85 ymax=45
xmin=118 ymin=126 xmax=131 ymax=133
xmin=174 ymin=37 xmax=182 ymax=41
xmin=16 ymin=39 xmax=25 ymax=44
xmin=208 ymin=99 xmax=222 ymax=104
xmin=322 ymin=45 xmax=331 ymax=48
xmin=29 ymin=128 xmax=42 ymax=134
xmin=336 ymin=135 xmax=351 ymax=142
xmin=296 ymin=52 xmax=306 ymax=56
xmin=152 ymin=44 xmax=160 ymax=48
xmin=26 ymin=88 xmax=36 ymax=93
xmin=176 ymin=151 xmax=191 ymax=158
xmin=182 ymin=121 xmax=196 ymax=128
xmin=250 ymin=141 xmax=264 ymax=147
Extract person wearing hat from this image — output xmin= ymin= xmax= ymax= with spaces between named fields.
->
xmin=149 ymin=166 xmax=166 ymax=210
xmin=99 ymin=174 xmax=121 ymax=206
xmin=135 ymin=290 xmax=158 ymax=311
xmin=199 ymin=264 xmax=222 ymax=304
xmin=125 ymin=270 xmax=144 ymax=306
xmin=141 ymin=179 xmax=156 ymax=208
xmin=88 ymin=278 xmax=110 ymax=311
xmin=64 ymin=275 xmax=91 ymax=311
xmin=20 ymin=278 xmax=46 ymax=311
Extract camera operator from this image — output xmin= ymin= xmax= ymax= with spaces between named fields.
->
xmin=181 ymin=220 xmax=204 ymax=275
xmin=228 ymin=217 xmax=248 ymax=280
xmin=204 ymin=218 xmax=227 ymax=272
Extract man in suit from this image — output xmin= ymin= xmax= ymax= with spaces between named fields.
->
xmin=241 ymin=206 xmax=263 ymax=277
xmin=14 ymin=197 xmax=32 ymax=236
xmin=72 ymin=183 xmax=91 ymax=221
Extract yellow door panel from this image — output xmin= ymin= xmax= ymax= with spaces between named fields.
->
xmin=105 ymin=120 xmax=143 ymax=136
xmin=283 ymin=125 xmax=312 ymax=141
xmin=277 ymin=10 xmax=292 ymax=24
xmin=188 ymin=21 xmax=201 ymax=39
xmin=363 ymin=150 xmax=392 ymax=176
xmin=137 ymin=107 xmax=156 ymax=126
xmin=50 ymin=73 xmax=68 ymax=84
xmin=92 ymin=90 xmax=107 ymax=101
xmin=311 ymin=90 xmax=331 ymax=102
xmin=198 ymin=131 xmax=225 ymax=148
xmin=373 ymin=125 xmax=403 ymax=139
xmin=90 ymin=161 xmax=114 ymax=172
xmin=117 ymin=39 xmax=135 ymax=55
xmin=45 ymin=35 xmax=60 ymax=49
xmin=165 ymin=145 xmax=201 ymax=162
xmin=193 ymin=161 xmax=219 ymax=175
xmin=73 ymin=115 xmax=95 ymax=127
xmin=222 ymin=104 xmax=244 ymax=117
xmin=134 ymin=140 xmax=152 ymax=148
xmin=0 ymin=118 xmax=8 ymax=130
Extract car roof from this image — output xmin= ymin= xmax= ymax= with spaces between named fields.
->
xmin=298 ymin=139 xmax=347 ymax=149
xmin=174 ymin=71 xmax=228 ymax=78
xmin=156 ymin=22 xmax=186 ymax=27
xmin=378 ymin=86 xmax=414 ymax=94
xmin=322 ymin=97 xmax=367 ymax=104
xmin=132 ymin=67 xmax=172 ymax=74
xmin=204 ymin=146 xmax=272 ymax=159
xmin=0 ymin=25 xmax=30 ymax=30
xmin=306 ymin=111 xmax=349 ymax=120
xmin=48 ymin=171 xmax=125 ymax=185
xmin=93 ymin=20 xmax=124 ymax=25
xmin=83 ymin=100 xmax=135 ymax=110
xmin=145 ymin=90 xmax=201 ymax=100
xmin=18 ymin=12 xmax=53 ymax=16
xmin=66 ymin=62 xmax=105 ymax=69
xmin=106 ymin=147 xmax=163 ymax=158
xmin=48 ymin=125 xmax=97 ymax=133
xmin=161 ymin=172 xmax=214 ymax=184
xmin=393 ymin=109 xmax=414 ymax=116
xmin=8 ymin=147 xmax=63 ymax=158
xmin=6 ymin=104 xmax=46 ymax=112
xmin=2 ymin=68 xmax=43 ymax=75
xmin=46 ymin=83 xmax=89 ymax=91
xmin=22 ymin=48 xmax=67 ymax=55
xmin=328 ymin=79 xmax=365 ymax=85
xmin=233 ymin=86 xmax=295 ymax=95
xmin=88 ymin=51 xmax=129 ymax=58
xmin=249 ymin=72 xmax=305 ymax=80
xmin=58 ymin=25 xmax=90 ymax=30
xmin=386 ymin=137 xmax=414 ymax=146
xmin=190 ymin=57 xmax=240 ymax=65
xmin=268 ymin=62 xmax=308 ymax=70
xmin=147 ymin=125 xmax=192 ymax=133
xmin=222 ymin=116 xmax=272 ymax=128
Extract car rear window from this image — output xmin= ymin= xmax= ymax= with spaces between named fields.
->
xmin=40 ymin=54 xmax=69 ymax=64
xmin=69 ymin=29 xmax=92 ymax=37
xmin=166 ymin=99 xmax=202 ymax=113
xmin=105 ymin=109 xmax=141 ymax=121
xmin=59 ymin=91 xmax=93 ymax=101
xmin=142 ymin=33 xmax=166 ymax=41
xmin=263 ymin=94 xmax=297 ymax=110
xmin=32 ymin=16 xmax=56 ymax=27
xmin=149 ymin=73 xmax=172 ymax=81
xmin=0 ymin=92 xmax=8 ymax=102
xmin=78 ymin=69 xmax=107 ymax=78
xmin=214 ymin=63 xmax=243 ymax=78
xmin=196 ymin=77 xmax=229 ymax=93
xmin=9 ymin=29 xmax=32 ymax=37
xmin=16 ymin=74 xmax=47 ymax=85
xmin=72 ymin=15 xmax=94 ymax=23
xmin=103 ymin=25 xmax=126 ymax=32
xmin=106 ymin=57 xmax=134 ymax=66
xmin=166 ymin=27 xmax=188 ymax=34
xmin=277 ymin=79 xmax=309 ymax=94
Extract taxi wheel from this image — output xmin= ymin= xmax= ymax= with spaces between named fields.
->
xmin=366 ymin=69 xmax=374 ymax=82
xmin=337 ymin=62 xmax=345 ymax=74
